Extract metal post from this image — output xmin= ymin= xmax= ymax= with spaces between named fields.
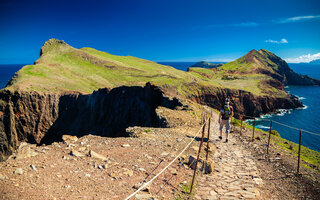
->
xmin=297 ymin=129 xmax=302 ymax=174
xmin=252 ymin=118 xmax=255 ymax=141
xmin=240 ymin=116 xmax=243 ymax=136
xmin=266 ymin=120 xmax=273 ymax=154
xmin=190 ymin=121 xmax=206 ymax=194
xmin=206 ymin=117 xmax=211 ymax=161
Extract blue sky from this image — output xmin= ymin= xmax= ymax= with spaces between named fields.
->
xmin=0 ymin=0 xmax=320 ymax=64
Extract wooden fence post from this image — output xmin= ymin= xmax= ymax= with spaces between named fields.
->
xmin=190 ymin=120 xmax=206 ymax=194
xmin=252 ymin=118 xmax=255 ymax=141
xmin=206 ymin=117 xmax=211 ymax=161
xmin=240 ymin=115 xmax=243 ymax=136
xmin=266 ymin=120 xmax=273 ymax=154
xmin=297 ymin=129 xmax=302 ymax=174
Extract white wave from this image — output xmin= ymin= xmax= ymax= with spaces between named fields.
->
xmin=276 ymin=112 xmax=285 ymax=116
xmin=256 ymin=125 xmax=269 ymax=129
xmin=297 ymin=105 xmax=308 ymax=110
xmin=276 ymin=109 xmax=291 ymax=115
xmin=244 ymin=119 xmax=254 ymax=123
xmin=299 ymin=97 xmax=306 ymax=100
xmin=284 ymin=86 xmax=289 ymax=89
xmin=261 ymin=114 xmax=273 ymax=119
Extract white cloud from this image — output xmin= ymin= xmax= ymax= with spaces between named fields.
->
xmin=285 ymin=52 xmax=320 ymax=63
xmin=265 ymin=38 xmax=288 ymax=44
xmin=278 ymin=15 xmax=320 ymax=23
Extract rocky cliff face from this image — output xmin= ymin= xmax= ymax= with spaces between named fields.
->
xmin=0 ymin=83 xmax=182 ymax=161
xmin=0 ymin=90 xmax=60 ymax=161
xmin=188 ymin=86 xmax=303 ymax=118
xmin=257 ymin=49 xmax=320 ymax=86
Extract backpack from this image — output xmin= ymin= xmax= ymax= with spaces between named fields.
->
xmin=221 ymin=105 xmax=233 ymax=120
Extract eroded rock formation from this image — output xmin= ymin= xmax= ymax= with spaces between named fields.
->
xmin=0 ymin=83 xmax=181 ymax=161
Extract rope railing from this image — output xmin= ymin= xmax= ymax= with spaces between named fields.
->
xmin=124 ymin=118 xmax=209 ymax=200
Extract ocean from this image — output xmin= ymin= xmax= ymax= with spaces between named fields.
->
xmin=0 ymin=64 xmax=27 ymax=89
xmin=1 ymin=63 xmax=320 ymax=151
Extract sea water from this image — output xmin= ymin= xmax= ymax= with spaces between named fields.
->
xmin=0 ymin=64 xmax=26 ymax=89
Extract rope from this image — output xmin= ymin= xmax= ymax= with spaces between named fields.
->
xmin=301 ymin=129 xmax=320 ymax=137
xmin=272 ymin=120 xmax=320 ymax=136
xmin=124 ymin=118 xmax=209 ymax=200
xmin=272 ymin=120 xmax=300 ymax=131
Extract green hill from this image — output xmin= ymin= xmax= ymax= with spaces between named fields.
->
xmin=4 ymin=39 xmax=318 ymax=98
xmin=5 ymin=39 xmax=199 ymax=95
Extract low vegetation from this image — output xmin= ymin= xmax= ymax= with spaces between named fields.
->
xmin=4 ymin=39 xmax=291 ymax=98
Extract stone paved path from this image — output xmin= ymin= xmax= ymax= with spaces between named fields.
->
xmin=194 ymin=120 xmax=263 ymax=200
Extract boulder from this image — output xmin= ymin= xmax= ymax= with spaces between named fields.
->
xmin=88 ymin=150 xmax=107 ymax=161
xmin=69 ymin=150 xmax=85 ymax=157
xmin=14 ymin=168 xmax=23 ymax=175
xmin=202 ymin=158 xmax=214 ymax=174
xmin=188 ymin=155 xmax=214 ymax=173
xmin=62 ymin=135 xmax=78 ymax=143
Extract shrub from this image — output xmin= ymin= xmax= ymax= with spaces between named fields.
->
xmin=270 ymin=130 xmax=280 ymax=137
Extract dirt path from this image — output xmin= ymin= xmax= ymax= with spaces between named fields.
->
xmin=195 ymin=116 xmax=262 ymax=200
xmin=194 ymin=112 xmax=320 ymax=200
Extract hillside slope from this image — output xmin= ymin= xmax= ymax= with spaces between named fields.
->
xmin=188 ymin=49 xmax=320 ymax=97
xmin=5 ymin=39 xmax=199 ymax=95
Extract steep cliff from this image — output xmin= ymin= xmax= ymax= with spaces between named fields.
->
xmin=188 ymin=86 xmax=303 ymax=118
xmin=0 ymin=83 xmax=182 ymax=161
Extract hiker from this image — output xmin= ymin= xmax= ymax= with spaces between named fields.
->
xmin=218 ymin=98 xmax=233 ymax=143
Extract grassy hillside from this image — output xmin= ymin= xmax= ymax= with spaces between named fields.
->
xmin=4 ymin=39 xmax=293 ymax=97
xmin=6 ymin=39 xmax=200 ymax=94
xmin=187 ymin=49 xmax=289 ymax=97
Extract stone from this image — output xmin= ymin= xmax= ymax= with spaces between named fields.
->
xmin=144 ymin=154 xmax=152 ymax=159
xmin=170 ymin=168 xmax=178 ymax=175
xmin=123 ymin=169 xmax=134 ymax=177
xmin=70 ymin=150 xmax=85 ymax=157
xmin=188 ymin=155 xmax=200 ymax=170
xmin=89 ymin=150 xmax=107 ymax=161
xmin=210 ymin=190 xmax=218 ymax=195
xmin=191 ymin=146 xmax=199 ymax=152
xmin=14 ymin=168 xmax=23 ymax=175
xmin=138 ymin=168 xmax=146 ymax=172
xmin=85 ymin=174 xmax=91 ymax=177
xmin=133 ymin=183 xmax=150 ymax=193
xmin=0 ymin=174 xmax=6 ymax=180
xmin=121 ymin=144 xmax=130 ymax=147
xmin=161 ymin=152 xmax=169 ymax=156
xmin=62 ymin=135 xmax=78 ymax=143
xmin=30 ymin=164 xmax=37 ymax=172
xmin=135 ymin=193 xmax=153 ymax=200
xmin=253 ymin=177 xmax=263 ymax=185
xmin=14 ymin=146 xmax=38 ymax=159
xmin=78 ymin=147 xmax=88 ymax=153
xmin=202 ymin=158 xmax=214 ymax=174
